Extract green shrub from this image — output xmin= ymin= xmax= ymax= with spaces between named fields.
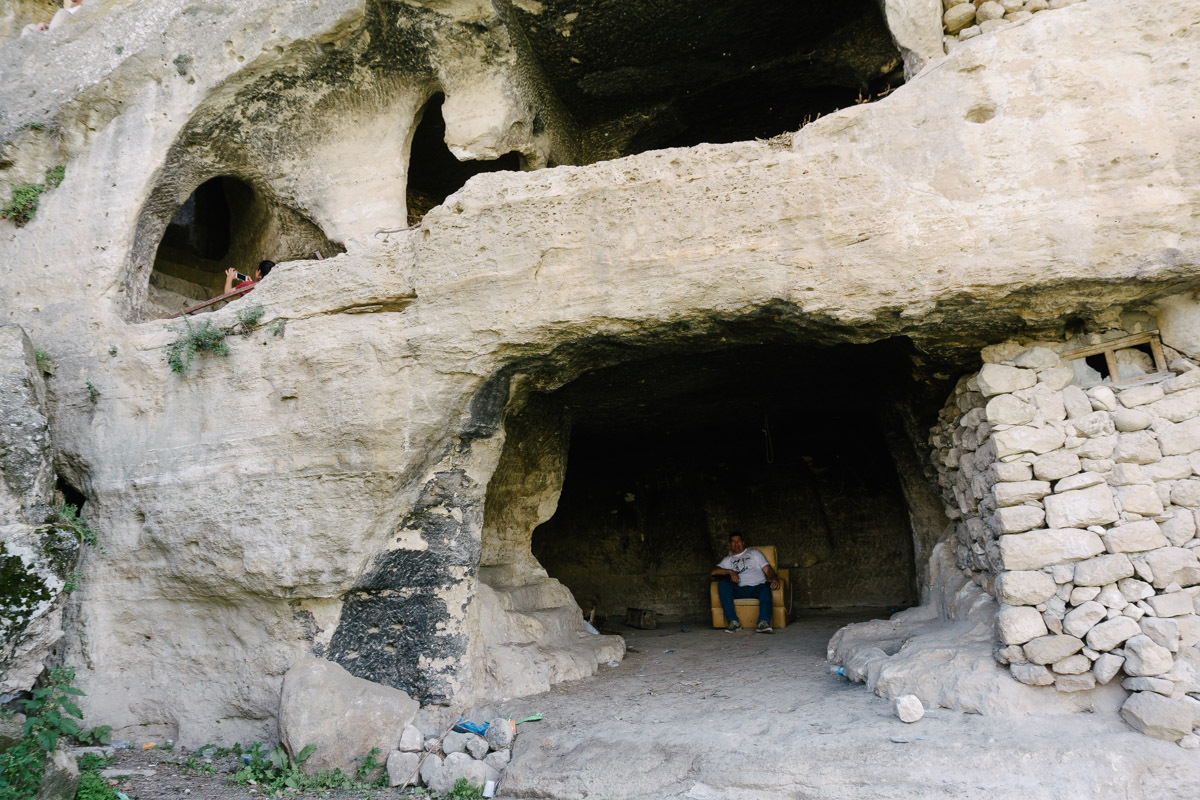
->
xmin=0 ymin=667 xmax=86 ymax=800
xmin=1 ymin=166 xmax=64 ymax=227
xmin=0 ymin=183 xmax=41 ymax=226
xmin=44 ymin=165 xmax=64 ymax=188
xmin=48 ymin=503 xmax=98 ymax=548
xmin=446 ymin=778 xmax=485 ymax=800
xmin=74 ymin=770 xmax=117 ymax=800
xmin=235 ymin=303 xmax=264 ymax=329
xmin=166 ymin=318 xmax=228 ymax=374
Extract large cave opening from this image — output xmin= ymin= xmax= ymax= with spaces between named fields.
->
xmin=141 ymin=175 xmax=343 ymax=319
xmin=483 ymin=336 xmax=949 ymax=630
xmin=509 ymin=0 xmax=904 ymax=161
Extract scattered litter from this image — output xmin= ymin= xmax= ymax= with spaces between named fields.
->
xmin=889 ymin=735 xmax=925 ymax=744
xmin=680 ymin=626 xmax=690 ymax=633
xmin=583 ymin=621 xmax=600 ymax=635
xmin=453 ymin=718 xmax=489 ymax=736
xmin=514 ymin=714 xmax=543 ymax=725
xmin=607 ymin=660 xmax=619 ymax=667
xmin=664 ymin=649 xmax=676 ymax=654
xmin=652 ymin=660 xmax=662 ymax=664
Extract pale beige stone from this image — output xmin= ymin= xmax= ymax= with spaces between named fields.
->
xmin=1038 ymin=367 xmax=1075 ymax=391
xmin=1010 ymin=662 xmax=1054 ymax=686
xmin=1118 ymin=384 xmax=1164 ymax=408
xmin=1143 ymin=548 xmax=1200 ymax=589
xmin=991 ymin=505 xmax=1046 ymax=534
xmin=1072 ymin=411 xmax=1115 ymax=438
xmin=943 ymin=3 xmax=977 ymax=33
xmin=1044 ymin=484 xmax=1119 ymax=529
xmin=1092 ymin=652 xmax=1124 ymax=684
xmin=1054 ymin=472 xmax=1105 ymax=492
xmin=992 ymin=461 xmax=1033 ymax=482
xmin=1123 ymin=635 xmax=1174 ymax=676
xmin=1085 ymin=616 xmax=1142 ymax=651
xmin=1073 ymin=554 xmax=1135 ymax=587
xmin=1113 ymin=408 xmax=1153 ymax=432
xmin=975 ymin=1 xmax=1005 ymax=23
xmin=1121 ymin=691 xmax=1196 ymax=741
xmin=986 ymin=394 xmax=1035 ymax=425
xmin=978 ymin=364 xmax=1036 ymax=397
xmin=1144 ymin=456 xmax=1192 ymax=481
xmin=992 ymin=425 xmax=1065 ymax=457
xmin=1114 ymin=485 xmax=1164 ymax=517
xmin=1051 ymin=654 xmax=1091 ymax=675
xmin=1103 ymin=521 xmax=1168 ymax=554
xmin=993 ymin=480 xmax=1051 ymax=506
xmin=1158 ymin=418 xmax=1200 ymax=456
xmin=1089 ymin=386 xmax=1118 ymax=413
xmin=1032 ymin=451 xmax=1080 ymax=481
xmin=998 ymin=529 xmax=1104 ymax=571
xmin=1023 ymin=634 xmax=1083 ymax=665
xmin=1062 ymin=386 xmax=1092 ymax=419
xmin=1147 ymin=388 xmax=1200 ymax=423
xmin=1170 ymin=479 xmax=1200 ymax=507
xmin=994 ymin=570 xmax=1057 ymax=606
xmin=1062 ymin=601 xmax=1106 ymax=638
xmin=1145 ymin=592 xmax=1194 ymax=618
xmin=1163 ymin=370 xmax=1200 ymax=394
xmin=1113 ymin=431 xmax=1163 ymax=465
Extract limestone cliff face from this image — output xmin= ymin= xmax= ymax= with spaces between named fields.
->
xmin=0 ymin=0 xmax=1198 ymax=744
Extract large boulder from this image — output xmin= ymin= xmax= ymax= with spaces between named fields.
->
xmin=37 ymin=749 xmax=79 ymax=800
xmin=279 ymin=658 xmax=419 ymax=775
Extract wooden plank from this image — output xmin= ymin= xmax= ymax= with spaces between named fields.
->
xmin=1061 ymin=331 xmax=1157 ymax=360
xmin=1149 ymin=336 xmax=1168 ymax=372
xmin=165 ymin=283 xmax=256 ymax=319
xmin=1103 ymin=349 xmax=1121 ymax=383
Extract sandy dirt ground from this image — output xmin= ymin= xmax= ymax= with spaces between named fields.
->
xmin=94 ymin=610 xmax=1200 ymax=800
xmin=496 ymin=610 xmax=1200 ymax=800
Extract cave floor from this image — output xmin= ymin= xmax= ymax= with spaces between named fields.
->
xmin=92 ymin=610 xmax=1200 ymax=800
xmin=496 ymin=609 xmax=1200 ymax=800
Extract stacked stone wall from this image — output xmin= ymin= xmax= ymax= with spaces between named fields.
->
xmin=941 ymin=0 xmax=1084 ymax=49
xmin=931 ymin=336 xmax=1200 ymax=744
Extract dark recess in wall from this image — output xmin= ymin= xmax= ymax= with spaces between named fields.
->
xmin=531 ymin=341 xmax=923 ymax=622
xmin=510 ymin=0 xmax=904 ymax=157
xmin=407 ymin=94 xmax=523 ymax=223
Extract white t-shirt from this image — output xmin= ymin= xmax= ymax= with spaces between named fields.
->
xmin=717 ymin=548 xmax=769 ymax=587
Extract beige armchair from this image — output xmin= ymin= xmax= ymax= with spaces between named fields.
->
xmin=709 ymin=545 xmax=791 ymax=629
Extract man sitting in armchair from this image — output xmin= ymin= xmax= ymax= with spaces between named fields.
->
xmin=711 ymin=532 xmax=780 ymax=634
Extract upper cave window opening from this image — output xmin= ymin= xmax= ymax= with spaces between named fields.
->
xmin=406 ymin=93 xmax=523 ymax=225
xmin=146 ymin=176 xmax=258 ymax=318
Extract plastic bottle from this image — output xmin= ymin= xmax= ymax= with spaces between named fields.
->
xmin=829 ymin=665 xmax=846 ymax=676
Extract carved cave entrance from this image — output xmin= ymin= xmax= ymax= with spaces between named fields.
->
xmin=483 ymin=338 xmax=944 ymax=630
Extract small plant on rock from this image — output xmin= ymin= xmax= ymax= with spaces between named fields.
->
xmin=1 ymin=166 xmax=65 ymax=227
xmin=0 ymin=667 xmax=86 ymax=800
xmin=235 ymin=302 xmax=265 ymax=329
xmin=48 ymin=503 xmax=98 ymax=548
xmin=166 ymin=318 xmax=228 ymax=374
xmin=33 ymin=349 xmax=51 ymax=375
xmin=446 ymin=778 xmax=485 ymax=800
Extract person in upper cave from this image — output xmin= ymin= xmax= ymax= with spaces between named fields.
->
xmin=224 ymin=260 xmax=275 ymax=295
xmin=711 ymin=532 xmax=780 ymax=634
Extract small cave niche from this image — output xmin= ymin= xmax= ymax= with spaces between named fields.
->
xmin=485 ymin=338 xmax=934 ymax=628
xmin=142 ymin=176 xmax=343 ymax=319
xmin=406 ymin=94 xmax=523 ymax=224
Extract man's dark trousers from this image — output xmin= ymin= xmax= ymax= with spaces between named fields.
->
xmin=717 ymin=579 xmax=771 ymax=624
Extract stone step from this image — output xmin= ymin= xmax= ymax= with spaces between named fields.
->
xmin=491 ymin=578 xmax=577 ymax=613
xmin=149 ymin=268 xmax=215 ymax=303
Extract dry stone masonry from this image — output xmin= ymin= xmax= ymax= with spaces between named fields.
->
xmin=930 ymin=326 xmax=1200 ymax=743
xmin=942 ymin=0 xmax=1084 ymax=48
